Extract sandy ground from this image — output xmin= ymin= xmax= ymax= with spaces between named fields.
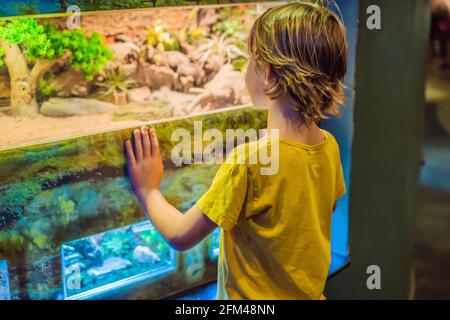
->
xmin=0 ymin=112 xmax=147 ymax=149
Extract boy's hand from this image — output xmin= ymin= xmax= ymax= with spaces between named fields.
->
xmin=125 ymin=127 xmax=164 ymax=206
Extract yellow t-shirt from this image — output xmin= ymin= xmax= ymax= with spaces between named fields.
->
xmin=196 ymin=130 xmax=346 ymax=300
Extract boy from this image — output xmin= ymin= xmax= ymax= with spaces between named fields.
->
xmin=125 ymin=2 xmax=347 ymax=300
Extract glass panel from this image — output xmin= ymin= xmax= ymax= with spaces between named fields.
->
xmin=0 ymin=2 xmax=276 ymax=149
xmin=0 ymin=260 xmax=11 ymax=300
xmin=61 ymin=221 xmax=176 ymax=300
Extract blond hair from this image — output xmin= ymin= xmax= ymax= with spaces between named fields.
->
xmin=248 ymin=2 xmax=348 ymax=122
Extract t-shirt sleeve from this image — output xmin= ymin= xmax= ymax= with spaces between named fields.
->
xmin=196 ymin=161 xmax=248 ymax=232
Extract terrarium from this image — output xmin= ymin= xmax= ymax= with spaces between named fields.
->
xmin=61 ymin=221 xmax=176 ymax=300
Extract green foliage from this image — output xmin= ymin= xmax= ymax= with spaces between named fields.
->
xmin=45 ymin=24 xmax=113 ymax=79
xmin=38 ymin=77 xmax=55 ymax=98
xmin=214 ymin=19 xmax=246 ymax=41
xmin=73 ymin=0 xmax=145 ymax=10
xmin=0 ymin=19 xmax=52 ymax=59
xmin=57 ymin=197 xmax=76 ymax=225
xmin=155 ymin=0 xmax=186 ymax=6
xmin=97 ymin=67 xmax=135 ymax=96
xmin=0 ymin=230 xmax=25 ymax=255
xmin=147 ymin=20 xmax=181 ymax=52
xmin=0 ymin=18 xmax=112 ymax=79
xmin=0 ymin=47 xmax=4 ymax=67
xmin=101 ymin=230 xmax=133 ymax=256
xmin=29 ymin=228 xmax=51 ymax=250
xmin=193 ymin=32 xmax=246 ymax=67
xmin=232 ymin=56 xmax=248 ymax=72
xmin=0 ymin=179 xmax=42 ymax=221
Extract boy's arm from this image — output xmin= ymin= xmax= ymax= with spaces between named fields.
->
xmin=125 ymin=127 xmax=217 ymax=251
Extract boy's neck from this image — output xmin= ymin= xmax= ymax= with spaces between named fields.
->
xmin=266 ymin=99 xmax=326 ymax=145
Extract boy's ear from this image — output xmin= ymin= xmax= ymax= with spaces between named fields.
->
xmin=264 ymin=64 xmax=277 ymax=88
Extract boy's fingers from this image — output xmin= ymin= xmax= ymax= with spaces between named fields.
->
xmin=150 ymin=128 xmax=160 ymax=158
xmin=133 ymin=129 xmax=143 ymax=162
xmin=141 ymin=126 xmax=151 ymax=159
xmin=125 ymin=140 xmax=136 ymax=167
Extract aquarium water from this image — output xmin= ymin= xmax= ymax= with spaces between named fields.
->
xmin=0 ymin=260 xmax=11 ymax=300
xmin=61 ymin=220 xmax=176 ymax=300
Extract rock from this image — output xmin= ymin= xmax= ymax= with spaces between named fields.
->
xmin=128 ymin=87 xmax=152 ymax=103
xmin=146 ymin=46 xmax=156 ymax=61
xmin=115 ymin=34 xmax=135 ymax=44
xmin=137 ymin=64 xmax=176 ymax=91
xmin=109 ymin=42 xmax=140 ymax=64
xmin=87 ymin=257 xmax=132 ymax=278
xmin=162 ymin=51 xmax=190 ymax=71
xmin=133 ymin=245 xmax=160 ymax=264
xmin=198 ymin=9 xmax=220 ymax=29
xmin=152 ymin=87 xmax=196 ymax=109
xmin=203 ymin=57 xmax=222 ymax=83
xmin=180 ymin=41 xmax=195 ymax=57
xmin=178 ymin=63 xmax=203 ymax=82
xmin=175 ymin=62 xmax=204 ymax=92
xmin=186 ymin=64 xmax=247 ymax=113
xmin=204 ymin=64 xmax=246 ymax=102
xmin=40 ymin=98 xmax=117 ymax=117
xmin=49 ymin=70 xmax=89 ymax=98
xmin=187 ymin=89 xmax=236 ymax=114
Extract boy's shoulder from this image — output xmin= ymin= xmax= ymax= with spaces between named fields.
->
xmin=323 ymin=130 xmax=341 ymax=152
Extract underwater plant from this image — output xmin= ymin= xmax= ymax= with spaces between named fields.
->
xmin=101 ymin=230 xmax=133 ymax=256
xmin=0 ymin=18 xmax=112 ymax=116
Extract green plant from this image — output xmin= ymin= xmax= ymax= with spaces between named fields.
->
xmin=38 ymin=76 xmax=55 ymax=98
xmin=102 ymin=230 xmax=133 ymax=256
xmin=231 ymin=56 xmax=248 ymax=72
xmin=0 ymin=179 xmax=42 ymax=221
xmin=0 ymin=47 xmax=4 ymax=68
xmin=183 ymin=26 xmax=206 ymax=45
xmin=155 ymin=0 xmax=186 ymax=7
xmin=73 ymin=0 xmax=144 ymax=10
xmin=214 ymin=20 xmax=246 ymax=41
xmin=97 ymin=67 xmax=135 ymax=97
xmin=147 ymin=20 xmax=181 ymax=52
xmin=58 ymin=197 xmax=76 ymax=225
xmin=0 ymin=18 xmax=112 ymax=116
xmin=193 ymin=32 xmax=247 ymax=67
